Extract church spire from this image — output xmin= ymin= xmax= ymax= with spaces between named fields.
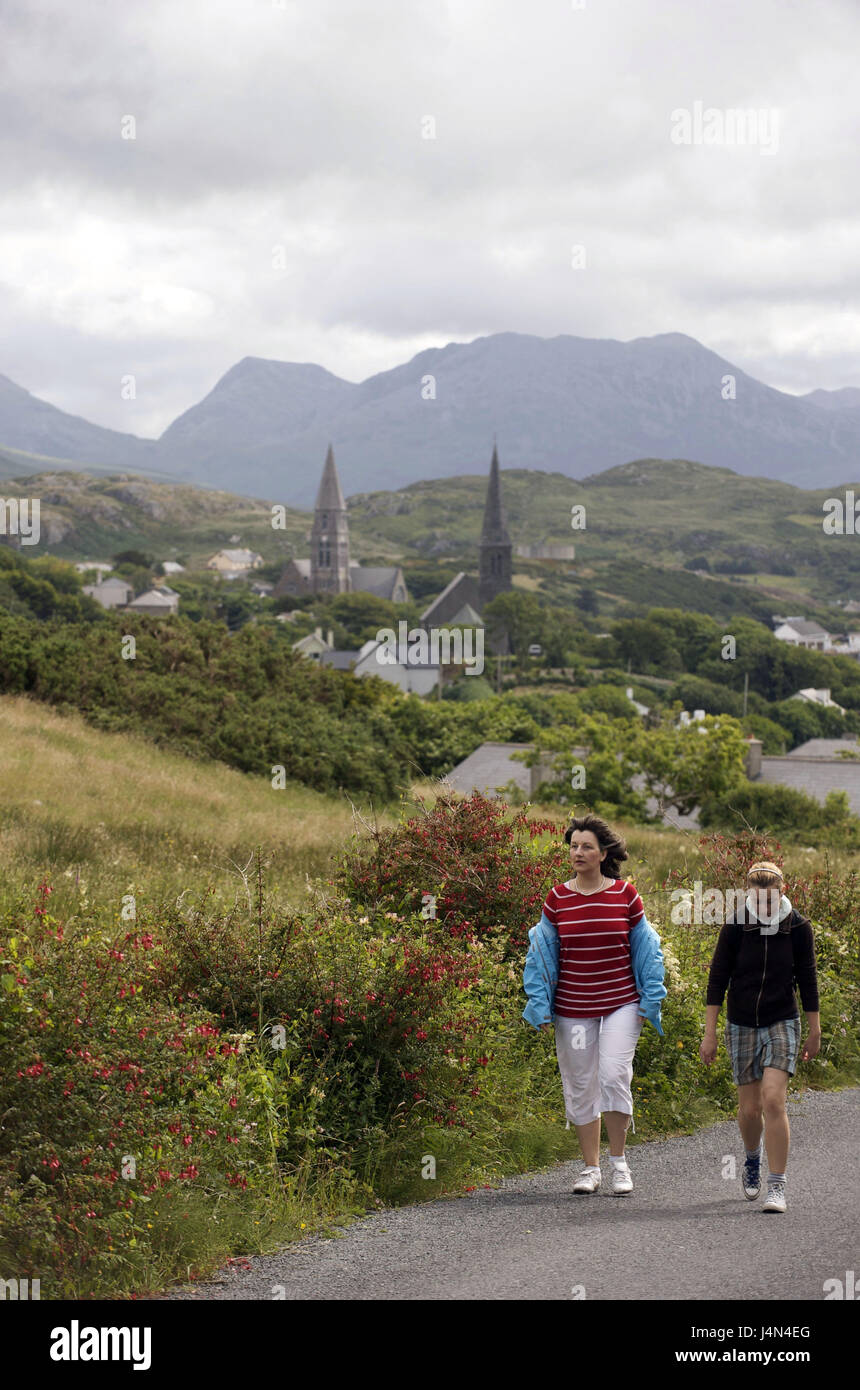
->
xmin=314 ymin=442 xmax=346 ymax=512
xmin=479 ymin=440 xmax=513 ymax=608
xmin=310 ymin=442 xmax=351 ymax=594
xmin=480 ymin=441 xmax=511 ymax=546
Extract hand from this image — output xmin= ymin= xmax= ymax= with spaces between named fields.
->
xmin=802 ymin=1029 xmax=821 ymax=1062
xmin=699 ymin=1034 xmax=717 ymax=1066
xmin=541 ymin=1022 xmax=553 ymax=1033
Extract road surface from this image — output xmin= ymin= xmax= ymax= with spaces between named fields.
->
xmin=166 ymin=1086 xmax=858 ymax=1301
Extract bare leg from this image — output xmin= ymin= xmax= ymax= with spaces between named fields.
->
xmin=737 ymin=1080 xmax=763 ymax=1151
xmin=575 ymin=1117 xmax=600 ymax=1167
xmin=761 ymin=1067 xmax=790 ymax=1173
xmin=604 ymin=1110 xmax=631 ymax=1157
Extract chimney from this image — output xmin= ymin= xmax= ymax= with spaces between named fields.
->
xmin=327 ymin=629 xmax=333 ymax=647
xmin=315 ymin=626 xmax=322 ymax=640
xmin=744 ymin=737 xmax=762 ymax=779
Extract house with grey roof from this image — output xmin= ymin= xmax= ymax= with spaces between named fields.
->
xmin=82 ymin=576 xmax=134 ymax=609
xmin=126 ymin=588 xmax=179 ymax=616
xmin=352 ymin=638 xmax=440 ymax=694
xmin=773 ymin=619 xmax=830 ymax=649
xmin=207 ymin=548 xmax=263 ymax=578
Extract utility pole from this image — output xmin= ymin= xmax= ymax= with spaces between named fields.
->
xmin=743 ymin=670 xmax=749 ymax=718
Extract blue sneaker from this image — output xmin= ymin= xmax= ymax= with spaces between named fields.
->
xmin=742 ymin=1147 xmax=762 ymax=1201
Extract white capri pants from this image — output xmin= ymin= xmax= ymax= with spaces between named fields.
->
xmin=553 ymin=1001 xmax=644 ymax=1130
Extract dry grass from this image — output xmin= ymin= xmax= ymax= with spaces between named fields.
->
xmin=0 ymin=694 xmax=397 ymax=905
xmin=2 ymin=695 xmax=849 ymax=917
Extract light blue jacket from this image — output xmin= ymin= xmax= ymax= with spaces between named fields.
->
xmin=522 ymin=908 xmax=667 ymax=1035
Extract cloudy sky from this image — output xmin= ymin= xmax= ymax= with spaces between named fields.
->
xmin=1 ymin=0 xmax=858 ymax=440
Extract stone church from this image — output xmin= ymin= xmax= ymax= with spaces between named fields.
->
xmin=273 ymin=442 xmax=514 ymax=642
xmin=418 ymin=442 xmax=512 ymax=634
xmin=273 ymin=444 xmax=409 ymax=602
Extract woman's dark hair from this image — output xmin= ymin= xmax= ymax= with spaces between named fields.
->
xmin=564 ymin=813 xmax=629 ymax=878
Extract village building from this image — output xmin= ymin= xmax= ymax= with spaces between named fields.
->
xmin=207 ymin=548 xmax=263 ymax=577
xmin=773 ymin=618 xmax=830 ymax=649
xmin=126 ymin=588 xmax=180 ymax=616
xmin=273 ymin=446 xmax=408 ymax=602
xmin=82 ymin=576 xmax=134 ymax=609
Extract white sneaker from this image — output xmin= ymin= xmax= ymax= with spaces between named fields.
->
xmin=762 ymin=1180 xmax=786 ymax=1213
xmin=573 ymin=1166 xmax=601 ymax=1194
xmin=611 ymin=1161 xmax=633 ymax=1195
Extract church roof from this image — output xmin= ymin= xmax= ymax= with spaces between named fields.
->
xmin=314 ymin=443 xmax=347 ymax=512
xmin=420 ymin=571 xmax=483 ymax=625
xmin=480 ymin=443 xmax=511 ymax=546
xmin=349 ymin=565 xmax=405 ymax=601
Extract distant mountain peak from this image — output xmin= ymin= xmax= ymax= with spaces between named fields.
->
xmin=1 ymin=329 xmax=858 ymax=504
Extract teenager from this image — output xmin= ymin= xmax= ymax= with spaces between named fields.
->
xmin=522 ymin=814 xmax=666 ymax=1195
xmin=700 ymin=860 xmax=820 ymax=1214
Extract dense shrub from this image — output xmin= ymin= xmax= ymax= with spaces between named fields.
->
xmin=0 ymin=880 xmax=271 ymax=1295
xmin=336 ymin=792 xmax=565 ymax=958
xmin=698 ymin=782 xmax=860 ymax=847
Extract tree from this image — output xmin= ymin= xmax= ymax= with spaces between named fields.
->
xmin=612 ymin=618 xmax=682 ymax=675
xmin=636 ymin=711 xmax=749 ymax=817
xmin=482 ymin=591 xmax=545 ymax=658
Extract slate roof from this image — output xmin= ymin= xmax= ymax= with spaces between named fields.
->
xmin=349 ymin=565 xmax=405 ymax=600
xmin=420 ymin=572 xmax=483 ymax=625
xmin=756 ymin=757 xmax=860 ymax=814
xmin=786 ymin=738 xmax=860 ymax=759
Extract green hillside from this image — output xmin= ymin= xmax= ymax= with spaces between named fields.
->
xmin=6 ymin=457 xmax=860 ymax=624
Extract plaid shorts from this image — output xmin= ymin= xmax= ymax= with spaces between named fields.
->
xmin=725 ymin=1017 xmax=801 ymax=1086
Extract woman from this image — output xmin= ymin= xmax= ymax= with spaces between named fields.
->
xmin=522 ymin=813 xmax=666 ymax=1195
xmin=700 ymin=860 xmax=820 ymax=1214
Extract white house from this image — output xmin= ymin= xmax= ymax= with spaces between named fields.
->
xmin=292 ymin=627 xmax=335 ymax=660
xmin=352 ymin=638 xmax=441 ymax=694
xmin=791 ymin=687 xmax=846 ymax=715
xmin=773 ymin=619 xmax=830 ymax=650
xmin=161 ymin=561 xmax=185 ymax=575
xmin=823 ymin=632 xmax=860 ymax=660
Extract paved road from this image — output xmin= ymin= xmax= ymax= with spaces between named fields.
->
xmin=166 ymin=1087 xmax=858 ymax=1300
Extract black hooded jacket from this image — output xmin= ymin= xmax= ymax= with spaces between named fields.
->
xmin=706 ymin=900 xmax=819 ymax=1028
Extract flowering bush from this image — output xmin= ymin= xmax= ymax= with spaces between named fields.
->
xmin=0 ymin=881 xmax=273 ymax=1295
xmin=336 ymin=792 xmax=564 ymax=959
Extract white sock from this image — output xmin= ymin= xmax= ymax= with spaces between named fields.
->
xmin=609 ymin=1153 xmax=628 ymax=1166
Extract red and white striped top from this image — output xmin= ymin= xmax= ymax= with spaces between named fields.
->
xmin=543 ymin=878 xmax=644 ymax=1018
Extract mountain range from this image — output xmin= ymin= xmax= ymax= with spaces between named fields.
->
xmin=2 ymin=331 xmax=859 ymax=506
